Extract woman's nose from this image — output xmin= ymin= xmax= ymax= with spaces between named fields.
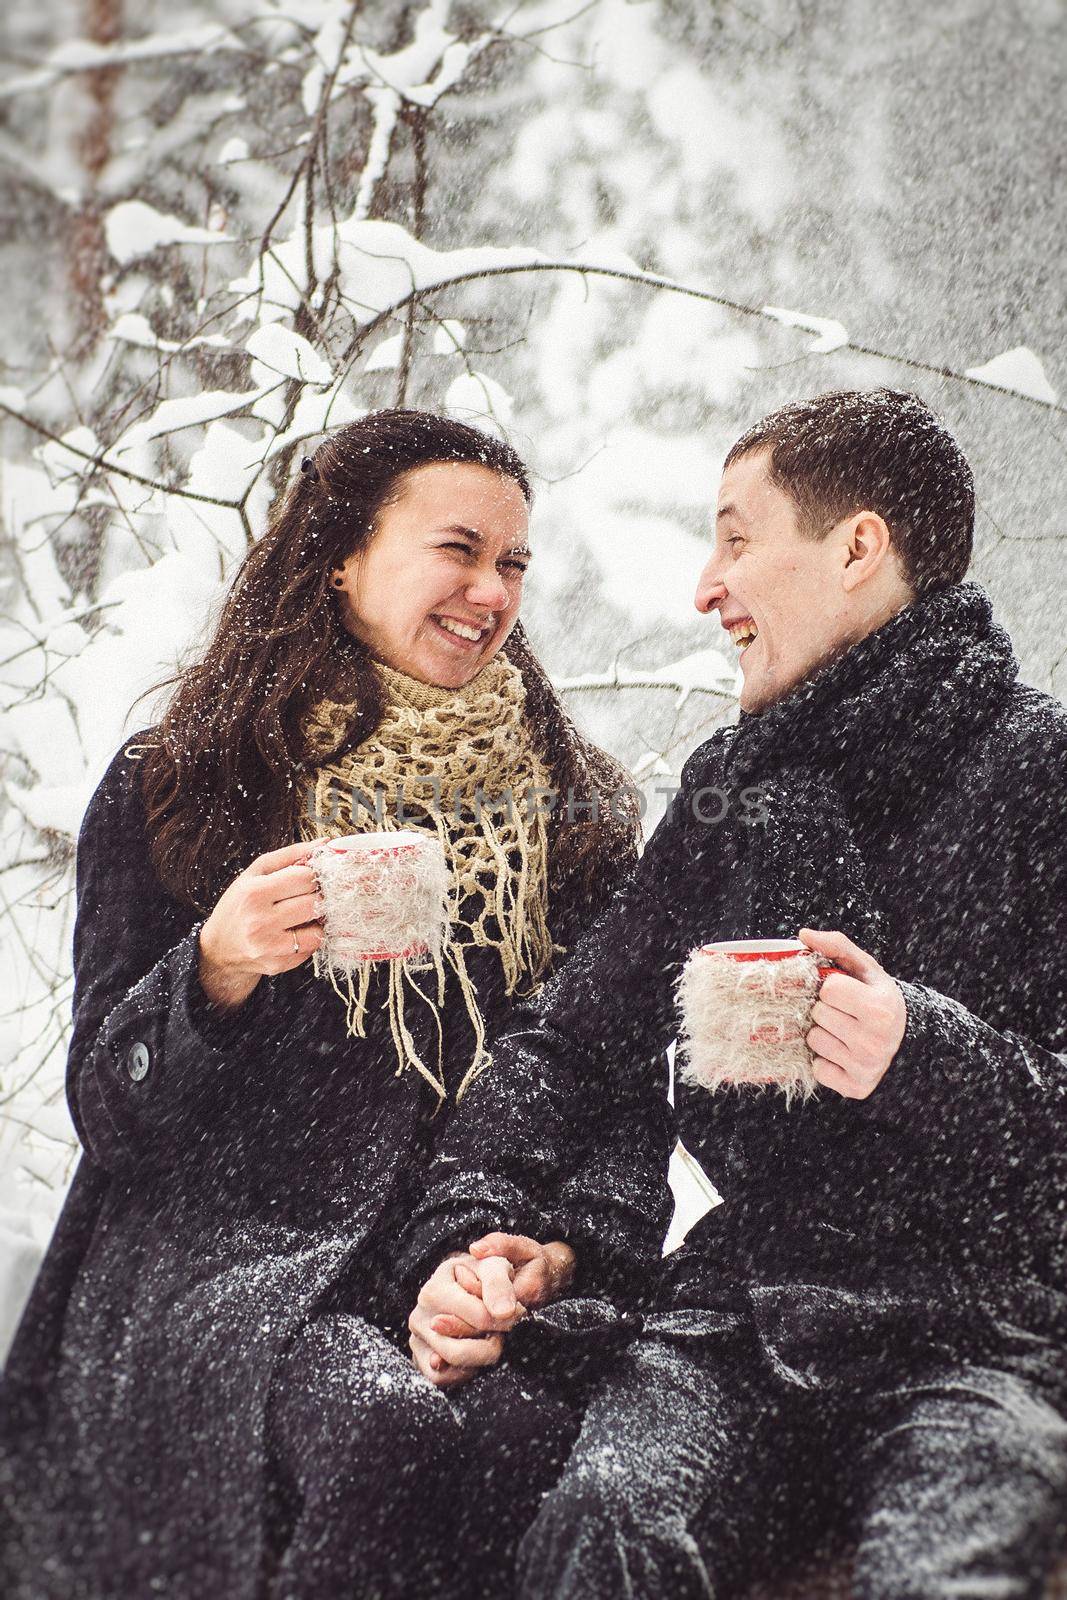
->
xmin=466 ymin=566 xmax=509 ymax=610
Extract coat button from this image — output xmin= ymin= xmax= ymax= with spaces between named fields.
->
xmin=126 ymin=1042 xmax=151 ymax=1082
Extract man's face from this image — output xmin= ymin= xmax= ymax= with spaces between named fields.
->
xmin=695 ymin=448 xmax=868 ymax=714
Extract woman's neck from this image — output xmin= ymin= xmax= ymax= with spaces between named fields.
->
xmin=374 ymin=658 xmax=491 ymax=712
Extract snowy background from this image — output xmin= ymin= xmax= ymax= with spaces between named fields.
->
xmin=1 ymin=0 xmax=1064 ymax=1358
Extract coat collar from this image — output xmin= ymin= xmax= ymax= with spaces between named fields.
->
xmin=722 ymin=581 xmax=1019 ymax=814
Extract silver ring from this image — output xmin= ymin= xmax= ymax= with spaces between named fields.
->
xmin=291 ymin=933 xmax=300 ymax=955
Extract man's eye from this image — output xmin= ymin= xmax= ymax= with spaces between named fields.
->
xmin=728 ymin=537 xmax=744 ymax=548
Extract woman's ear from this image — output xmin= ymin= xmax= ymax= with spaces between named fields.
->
xmin=841 ymin=512 xmax=893 ymax=591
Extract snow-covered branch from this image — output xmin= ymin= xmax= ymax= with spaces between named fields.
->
xmin=558 ymin=647 xmax=738 ymax=709
xmin=0 ymin=25 xmax=244 ymax=101
xmin=333 ymin=254 xmax=1065 ymax=415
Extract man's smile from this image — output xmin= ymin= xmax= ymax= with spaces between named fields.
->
xmin=719 ymin=614 xmax=760 ymax=653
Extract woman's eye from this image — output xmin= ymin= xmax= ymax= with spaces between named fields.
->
xmin=440 ymin=541 xmax=527 ymax=575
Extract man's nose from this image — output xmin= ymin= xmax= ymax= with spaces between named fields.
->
xmin=694 ymin=564 xmax=727 ymax=615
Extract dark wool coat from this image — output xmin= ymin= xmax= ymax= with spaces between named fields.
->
xmin=0 ymin=741 xmax=630 ymax=1600
xmin=397 ymin=584 xmax=1067 ymax=1401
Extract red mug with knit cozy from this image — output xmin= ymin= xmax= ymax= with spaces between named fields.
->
xmin=310 ymin=830 xmax=449 ymax=967
xmin=676 ymin=937 xmax=836 ymax=1101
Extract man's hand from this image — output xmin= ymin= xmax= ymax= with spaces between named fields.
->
xmin=469 ymin=1233 xmax=576 ymax=1310
xmin=409 ymin=1252 xmax=524 ymax=1389
xmin=799 ymin=928 xmax=907 ymax=1100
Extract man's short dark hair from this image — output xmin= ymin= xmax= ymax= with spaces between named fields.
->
xmin=723 ymin=388 xmax=974 ymax=594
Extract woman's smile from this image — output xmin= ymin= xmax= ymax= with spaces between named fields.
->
xmin=430 ymin=612 xmax=498 ymax=649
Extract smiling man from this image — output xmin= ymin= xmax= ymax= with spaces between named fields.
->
xmin=399 ymin=389 xmax=1067 ymax=1598
xmin=705 ymin=435 xmax=916 ymax=715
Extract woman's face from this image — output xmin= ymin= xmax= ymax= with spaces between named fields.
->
xmin=332 ymin=462 xmax=531 ymax=688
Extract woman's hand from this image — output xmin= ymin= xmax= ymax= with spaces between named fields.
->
xmin=198 ymin=842 xmax=324 ymax=1009
xmin=409 ymin=1252 xmax=525 ymax=1389
xmin=409 ymin=1236 xmax=576 ymax=1390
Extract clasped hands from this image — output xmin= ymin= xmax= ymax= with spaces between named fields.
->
xmin=409 ymin=1234 xmax=575 ymax=1389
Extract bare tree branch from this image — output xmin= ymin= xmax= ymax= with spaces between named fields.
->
xmin=338 ymin=260 xmax=1067 ymax=418
xmin=0 ymin=395 xmax=274 ymax=512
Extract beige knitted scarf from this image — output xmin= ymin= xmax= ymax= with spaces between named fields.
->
xmin=301 ymin=653 xmax=557 ymax=1102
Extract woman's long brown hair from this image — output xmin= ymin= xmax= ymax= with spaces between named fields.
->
xmin=141 ymin=409 xmax=640 ymax=916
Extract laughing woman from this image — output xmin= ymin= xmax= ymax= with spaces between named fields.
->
xmin=0 ymin=411 xmax=641 ymax=1600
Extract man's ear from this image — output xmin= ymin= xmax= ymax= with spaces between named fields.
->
xmin=841 ymin=512 xmax=893 ymax=591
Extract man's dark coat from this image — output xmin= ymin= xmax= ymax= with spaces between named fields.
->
xmin=399 ymin=583 xmax=1067 ymax=1400
xmin=0 ymin=743 xmax=627 ymax=1600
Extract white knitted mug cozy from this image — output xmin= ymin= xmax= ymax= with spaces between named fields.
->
xmin=310 ymin=830 xmax=449 ymax=969
xmin=676 ymin=938 xmax=834 ymax=1104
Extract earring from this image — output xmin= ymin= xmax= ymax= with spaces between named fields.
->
xmin=332 ymin=575 xmax=345 ymax=589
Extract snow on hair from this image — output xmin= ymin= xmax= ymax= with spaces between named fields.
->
xmin=724 ymin=387 xmax=974 ymax=595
